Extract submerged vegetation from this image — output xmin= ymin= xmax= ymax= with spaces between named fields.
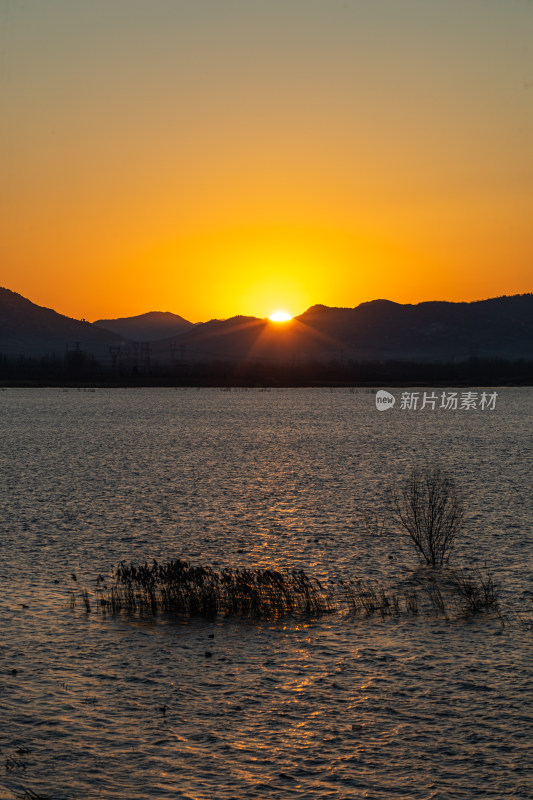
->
xmin=68 ymin=468 xmax=520 ymax=625
xmin=447 ymin=568 xmax=502 ymax=614
xmin=87 ymin=559 xmax=333 ymax=619
xmin=71 ymin=558 xmax=503 ymax=623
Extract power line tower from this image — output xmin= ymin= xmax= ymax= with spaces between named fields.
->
xmin=109 ymin=345 xmax=121 ymax=371
xmin=141 ymin=342 xmax=151 ymax=372
xmin=168 ymin=342 xmax=176 ymax=366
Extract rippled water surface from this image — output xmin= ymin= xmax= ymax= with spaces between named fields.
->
xmin=1 ymin=388 xmax=531 ymax=799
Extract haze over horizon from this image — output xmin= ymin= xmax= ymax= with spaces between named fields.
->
xmin=2 ymin=1 xmax=532 ymax=322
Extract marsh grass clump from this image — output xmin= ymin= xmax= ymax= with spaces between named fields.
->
xmin=94 ymin=559 xmax=333 ymax=620
xmin=338 ymin=574 xmax=499 ymax=620
xmin=339 ymin=580 xmax=407 ymax=618
xmin=447 ymin=568 xmax=501 ymax=614
xmin=426 ymin=581 xmax=446 ymax=615
xmin=81 ymin=589 xmax=91 ymax=613
xmin=71 ymin=559 xmax=508 ymax=624
xmin=404 ymin=590 xmax=419 ymax=614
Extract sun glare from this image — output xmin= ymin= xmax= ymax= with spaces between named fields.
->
xmin=269 ymin=310 xmax=292 ymax=322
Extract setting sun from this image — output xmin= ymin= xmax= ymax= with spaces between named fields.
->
xmin=269 ymin=310 xmax=292 ymax=322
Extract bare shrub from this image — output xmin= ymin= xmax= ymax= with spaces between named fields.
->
xmin=448 ymin=569 xmax=501 ymax=614
xmin=386 ymin=466 xmax=465 ymax=567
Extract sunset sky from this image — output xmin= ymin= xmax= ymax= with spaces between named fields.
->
xmin=1 ymin=1 xmax=532 ymax=322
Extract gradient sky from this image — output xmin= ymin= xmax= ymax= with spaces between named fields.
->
xmin=1 ymin=1 xmax=532 ymax=322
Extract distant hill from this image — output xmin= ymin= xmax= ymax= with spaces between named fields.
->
xmin=93 ymin=311 xmax=194 ymax=342
xmin=151 ymin=295 xmax=533 ymax=364
xmin=151 ymin=313 xmax=344 ymax=363
xmin=0 ymin=286 xmax=124 ymax=358
xmin=1 ymin=287 xmax=532 ymax=368
xmin=294 ymin=295 xmax=533 ymax=361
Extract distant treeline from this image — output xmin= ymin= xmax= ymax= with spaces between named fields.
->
xmin=1 ymin=350 xmax=532 ymax=386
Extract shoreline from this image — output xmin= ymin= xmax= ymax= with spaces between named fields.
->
xmin=1 ymin=378 xmax=532 ymax=389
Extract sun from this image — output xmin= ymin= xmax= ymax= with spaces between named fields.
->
xmin=269 ymin=310 xmax=292 ymax=322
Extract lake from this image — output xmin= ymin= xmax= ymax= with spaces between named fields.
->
xmin=1 ymin=387 xmax=531 ymax=799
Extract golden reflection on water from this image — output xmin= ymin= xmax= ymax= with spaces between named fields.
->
xmin=3 ymin=389 xmax=530 ymax=800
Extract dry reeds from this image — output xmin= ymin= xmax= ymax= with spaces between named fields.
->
xmin=93 ymin=559 xmax=333 ymax=620
xmin=336 ymin=576 xmax=499 ymax=619
xmin=338 ymin=580 xmax=403 ymax=617
xmin=446 ymin=568 xmax=501 ymax=614
xmin=338 ymin=579 xmax=447 ymax=618
xmin=70 ymin=559 xmax=507 ymax=624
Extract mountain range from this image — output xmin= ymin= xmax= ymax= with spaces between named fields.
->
xmin=1 ymin=286 xmax=532 ymax=366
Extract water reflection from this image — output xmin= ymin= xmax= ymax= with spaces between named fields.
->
xmin=0 ymin=388 xmax=531 ymax=799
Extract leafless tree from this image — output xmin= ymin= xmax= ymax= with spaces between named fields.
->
xmin=386 ymin=466 xmax=465 ymax=567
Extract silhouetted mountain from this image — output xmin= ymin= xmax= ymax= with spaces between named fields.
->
xmin=93 ymin=311 xmax=193 ymax=341
xmin=151 ymin=295 xmax=533 ymax=365
xmin=151 ymin=314 xmax=346 ymax=364
xmin=1 ymin=287 xmax=532 ymax=370
xmin=0 ymin=286 xmax=124 ymax=358
xmin=296 ymin=296 xmax=533 ymax=361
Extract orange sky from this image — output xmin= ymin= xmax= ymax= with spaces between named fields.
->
xmin=1 ymin=1 xmax=532 ymax=322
